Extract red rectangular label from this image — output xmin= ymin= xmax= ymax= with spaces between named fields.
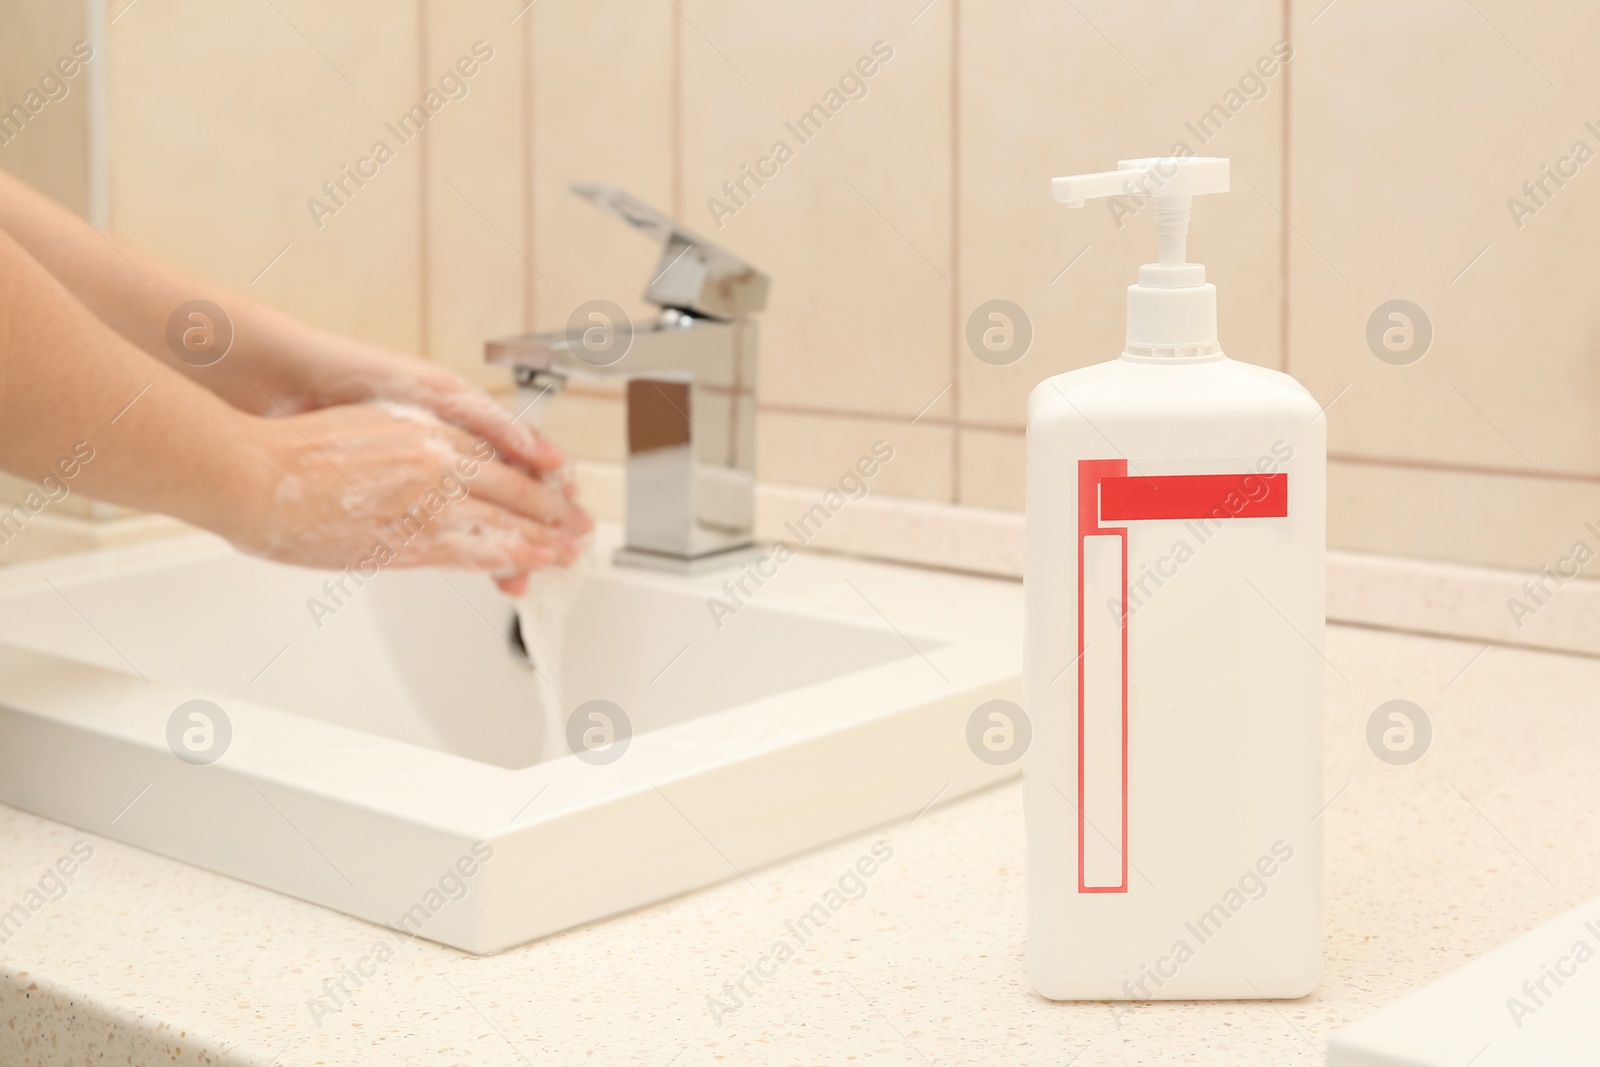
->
xmin=1074 ymin=460 xmax=1290 ymax=896
xmin=1077 ymin=459 xmax=1128 ymax=894
xmin=1100 ymin=473 xmax=1287 ymax=522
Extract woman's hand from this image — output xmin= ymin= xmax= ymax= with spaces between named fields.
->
xmin=233 ymin=403 xmax=591 ymax=593
xmin=0 ymin=169 xmax=585 ymax=596
xmin=257 ymin=340 xmax=564 ymax=480
xmin=0 ymin=166 xmax=559 ymax=476
xmin=246 ymin=343 xmax=590 ymax=594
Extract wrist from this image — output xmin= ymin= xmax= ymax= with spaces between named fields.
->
xmin=204 ymin=410 xmax=290 ymax=549
xmin=224 ymin=308 xmax=354 ymax=415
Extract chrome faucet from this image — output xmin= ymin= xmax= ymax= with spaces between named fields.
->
xmin=486 ymin=184 xmax=768 ymax=572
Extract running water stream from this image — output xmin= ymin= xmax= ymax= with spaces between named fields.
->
xmin=517 ymin=559 xmax=585 ymax=762
xmin=508 ymin=389 xmax=587 ymax=762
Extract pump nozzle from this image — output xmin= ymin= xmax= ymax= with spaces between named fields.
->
xmin=1053 ymin=157 xmax=1228 ymax=267
xmin=1051 ymin=157 xmax=1231 ymax=359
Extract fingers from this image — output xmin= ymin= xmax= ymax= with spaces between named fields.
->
xmin=466 ymin=459 xmax=579 ymax=528
xmin=321 ymin=412 xmax=589 ymax=554
xmin=423 ymin=377 xmax=565 ymax=475
xmin=249 ymin=398 xmax=590 ymax=583
xmin=495 ymin=572 xmax=530 ymax=596
xmin=394 ymin=499 xmax=569 ymax=572
xmin=463 ymin=459 xmax=593 ymax=542
xmin=422 ymin=422 xmax=591 ymax=538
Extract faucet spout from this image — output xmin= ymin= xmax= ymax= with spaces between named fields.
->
xmin=487 ymin=309 xmax=754 ymax=387
xmin=485 ymin=187 xmax=766 ymax=572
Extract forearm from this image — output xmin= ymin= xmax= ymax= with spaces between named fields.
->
xmin=0 ymin=165 xmax=560 ymax=484
xmin=0 ymin=166 xmax=352 ymax=416
xmin=0 ymin=228 xmax=273 ymax=539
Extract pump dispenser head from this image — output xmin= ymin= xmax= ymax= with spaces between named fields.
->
xmin=1053 ymin=157 xmax=1230 ymax=358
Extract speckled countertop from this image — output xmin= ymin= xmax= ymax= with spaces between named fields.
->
xmin=2 ymin=622 xmax=1597 ymax=1066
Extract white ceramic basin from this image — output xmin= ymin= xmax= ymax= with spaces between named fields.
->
xmin=0 ymin=526 xmax=1020 ymax=952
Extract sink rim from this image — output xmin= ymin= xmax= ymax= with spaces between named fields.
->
xmin=0 ymin=526 xmax=1022 ymax=952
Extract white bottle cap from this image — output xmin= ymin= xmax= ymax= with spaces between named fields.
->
xmin=1052 ymin=157 xmax=1230 ymax=359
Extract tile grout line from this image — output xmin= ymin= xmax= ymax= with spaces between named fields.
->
xmin=763 ymin=401 xmax=1007 ymax=434
xmin=522 ymin=0 xmax=537 ymax=332
xmin=671 ymin=9 xmax=683 ymax=220
xmin=1280 ymin=0 xmax=1292 ymax=375
xmin=1327 ymin=451 xmax=1600 ymax=487
xmin=546 ymin=389 xmax=1027 ymax=434
xmin=416 ymin=0 xmax=432 ymax=360
xmin=537 ymin=399 xmax=1598 ymax=488
xmin=949 ymin=0 xmax=963 ymax=507
xmin=531 ymin=383 xmax=1600 ymax=484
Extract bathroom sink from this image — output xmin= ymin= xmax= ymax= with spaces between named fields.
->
xmin=0 ymin=525 xmax=1019 ymax=952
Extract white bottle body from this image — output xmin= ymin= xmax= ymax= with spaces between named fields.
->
xmin=1024 ymin=352 xmax=1325 ymax=1001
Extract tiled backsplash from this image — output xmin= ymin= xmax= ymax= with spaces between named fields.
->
xmin=1287 ymin=0 xmax=1600 ymax=571
xmin=3 ymin=0 xmax=1596 ymax=577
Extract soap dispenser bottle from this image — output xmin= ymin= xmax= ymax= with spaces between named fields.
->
xmin=1024 ymin=157 xmax=1324 ymax=1000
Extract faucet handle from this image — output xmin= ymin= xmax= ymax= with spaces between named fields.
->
xmin=572 ymin=183 xmax=769 ymax=321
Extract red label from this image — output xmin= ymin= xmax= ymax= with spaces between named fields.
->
xmin=1074 ymin=460 xmax=1290 ymax=895
xmin=1100 ymin=472 xmax=1287 ymax=522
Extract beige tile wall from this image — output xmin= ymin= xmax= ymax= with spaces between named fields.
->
xmin=0 ymin=0 xmax=92 ymax=217
xmin=957 ymin=0 xmax=1288 ymax=507
xmin=526 ymin=0 xmax=677 ymax=460
xmin=4 ymin=0 xmax=1597 ymax=575
xmin=108 ymin=0 xmax=426 ymax=353
xmin=678 ymin=0 xmax=958 ymax=500
xmin=422 ymin=0 xmax=532 ymax=390
xmin=0 ymin=0 xmax=97 ymax=518
xmin=1289 ymin=0 xmax=1600 ymax=573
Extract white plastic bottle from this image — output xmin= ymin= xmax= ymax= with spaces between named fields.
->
xmin=1024 ymin=157 xmax=1324 ymax=1000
